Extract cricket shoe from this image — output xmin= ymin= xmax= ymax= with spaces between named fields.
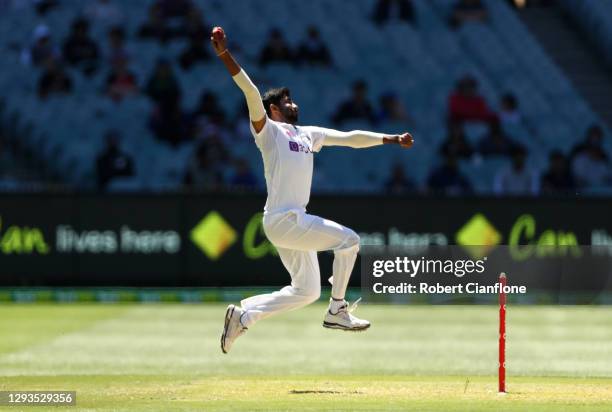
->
xmin=323 ymin=298 xmax=370 ymax=331
xmin=220 ymin=304 xmax=247 ymax=354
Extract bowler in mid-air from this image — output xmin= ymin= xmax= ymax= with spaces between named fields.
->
xmin=211 ymin=26 xmax=414 ymax=354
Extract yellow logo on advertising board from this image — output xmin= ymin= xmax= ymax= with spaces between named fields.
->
xmin=456 ymin=213 xmax=581 ymax=260
xmin=0 ymin=216 xmax=50 ymax=255
xmin=456 ymin=213 xmax=501 ymax=258
xmin=190 ymin=211 xmax=237 ymax=260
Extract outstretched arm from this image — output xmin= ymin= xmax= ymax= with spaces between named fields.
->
xmin=315 ymin=127 xmax=413 ymax=149
xmin=211 ymin=27 xmax=266 ymax=133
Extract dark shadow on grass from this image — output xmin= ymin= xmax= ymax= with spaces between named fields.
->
xmin=289 ymin=390 xmax=363 ymax=395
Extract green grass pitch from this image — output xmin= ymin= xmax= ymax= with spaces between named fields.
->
xmin=1 ymin=303 xmax=611 ymax=411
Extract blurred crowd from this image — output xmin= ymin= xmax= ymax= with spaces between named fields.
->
xmin=14 ymin=0 xmax=261 ymax=191
xmin=3 ymin=0 xmax=612 ymax=195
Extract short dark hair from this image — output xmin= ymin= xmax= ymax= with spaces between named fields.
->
xmin=262 ymin=87 xmax=290 ymax=117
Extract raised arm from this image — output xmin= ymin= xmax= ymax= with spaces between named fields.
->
xmin=315 ymin=127 xmax=413 ymax=149
xmin=210 ymin=27 xmax=266 ymax=133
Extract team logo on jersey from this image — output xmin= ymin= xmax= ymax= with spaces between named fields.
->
xmin=288 ymin=141 xmax=311 ymax=154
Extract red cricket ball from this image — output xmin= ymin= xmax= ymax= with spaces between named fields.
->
xmin=212 ymin=26 xmax=224 ymax=40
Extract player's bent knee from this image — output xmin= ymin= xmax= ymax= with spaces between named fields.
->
xmin=336 ymin=230 xmax=360 ymax=254
xmin=346 ymin=230 xmax=360 ymax=249
xmin=307 ymin=286 xmax=322 ymax=303
xmin=304 ymin=293 xmax=320 ymax=305
xmin=299 ymin=285 xmax=321 ymax=304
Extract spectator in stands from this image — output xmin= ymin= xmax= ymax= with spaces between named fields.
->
xmin=62 ymin=18 xmax=100 ymax=76
xmin=230 ymin=158 xmax=257 ymax=191
xmin=259 ymin=28 xmax=294 ymax=66
xmin=184 ymin=134 xmax=227 ymax=190
xmin=439 ymin=121 xmax=474 ymax=159
xmin=540 ymin=150 xmax=575 ymax=194
xmin=296 ymin=26 xmax=332 ymax=67
xmin=106 ymin=26 xmax=130 ymax=66
xmin=138 ymin=3 xmax=174 ymax=43
xmin=494 ymin=147 xmax=538 ymax=195
xmin=191 ymin=91 xmax=226 ymax=129
xmin=427 ymin=153 xmax=471 ymax=195
xmin=84 ymin=0 xmax=124 ymax=27
xmin=569 ymin=124 xmax=608 ymax=163
xmin=37 ymin=58 xmax=72 ymax=99
xmin=499 ymin=93 xmax=521 ymax=126
xmin=376 ymin=92 xmax=411 ymax=124
xmin=96 ymin=130 xmax=135 ymax=190
xmin=105 ymin=56 xmax=138 ymax=101
xmin=571 ymin=137 xmax=611 ymax=189
xmin=32 ymin=0 xmax=58 ymax=15
xmin=21 ymin=24 xmax=59 ymax=67
xmin=509 ymin=0 xmax=554 ymax=8
xmin=201 ymin=131 xmax=229 ymax=161
xmin=23 ymin=0 xmax=59 ymax=16
xmin=175 ymin=6 xmax=207 ymax=42
xmin=372 ymin=0 xmax=415 ymax=26
xmin=150 ymin=98 xmax=192 ymax=146
xmin=332 ymin=80 xmax=376 ymax=126
xmin=156 ymin=0 xmax=194 ymax=19
xmin=449 ymin=0 xmax=488 ymax=29
xmin=477 ymin=121 xmax=520 ymax=157
xmin=385 ymin=163 xmax=416 ymax=194
xmin=179 ymin=32 xmax=211 ymax=70
xmin=448 ymin=75 xmax=497 ymax=124
xmin=232 ymin=102 xmax=255 ymax=142
xmin=146 ymin=59 xmax=181 ymax=109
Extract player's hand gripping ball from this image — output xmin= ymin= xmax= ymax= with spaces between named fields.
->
xmin=212 ymin=26 xmax=225 ymax=41
xmin=211 ymin=26 xmax=227 ymax=55
xmin=399 ymin=132 xmax=414 ymax=148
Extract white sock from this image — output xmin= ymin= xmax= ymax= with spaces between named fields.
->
xmin=329 ymin=298 xmax=346 ymax=314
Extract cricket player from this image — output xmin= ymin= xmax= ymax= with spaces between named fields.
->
xmin=211 ymin=27 xmax=413 ymax=353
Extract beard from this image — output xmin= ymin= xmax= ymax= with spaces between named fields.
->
xmin=282 ymin=109 xmax=299 ymax=124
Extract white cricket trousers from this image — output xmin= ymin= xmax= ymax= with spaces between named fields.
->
xmin=240 ymin=209 xmax=360 ymax=327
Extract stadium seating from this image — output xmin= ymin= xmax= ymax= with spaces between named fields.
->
xmin=559 ymin=0 xmax=612 ymax=67
xmin=0 ymin=0 xmax=608 ymax=193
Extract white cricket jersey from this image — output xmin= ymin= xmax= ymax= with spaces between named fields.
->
xmin=250 ymin=118 xmax=326 ymax=214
